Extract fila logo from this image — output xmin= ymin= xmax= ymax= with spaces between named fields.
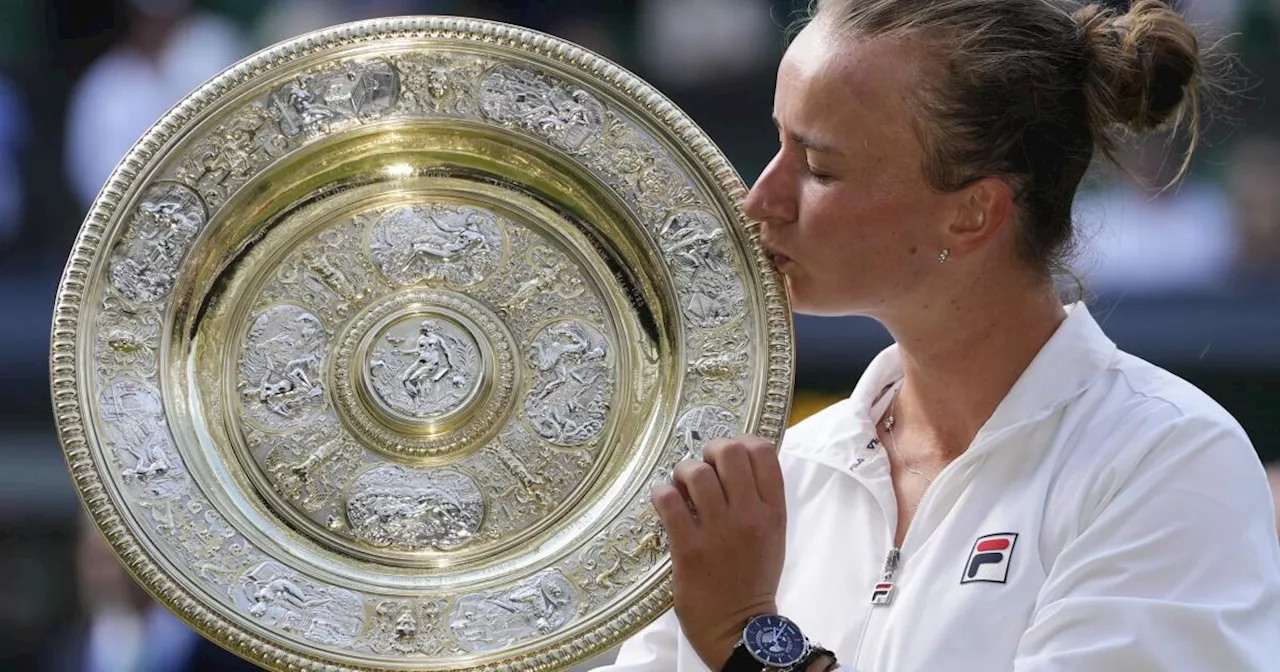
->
xmin=869 ymin=582 xmax=896 ymax=605
xmin=961 ymin=533 xmax=1018 ymax=584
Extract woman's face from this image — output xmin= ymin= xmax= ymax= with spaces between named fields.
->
xmin=746 ymin=23 xmax=965 ymax=317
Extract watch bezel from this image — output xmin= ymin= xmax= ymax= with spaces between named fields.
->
xmin=741 ymin=614 xmax=810 ymax=668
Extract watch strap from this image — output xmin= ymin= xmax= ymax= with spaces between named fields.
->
xmin=722 ymin=641 xmax=765 ymax=672
xmin=795 ymin=645 xmax=837 ymax=672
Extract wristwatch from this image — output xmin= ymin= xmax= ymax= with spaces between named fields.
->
xmin=721 ymin=614 xmax=836 ymax=672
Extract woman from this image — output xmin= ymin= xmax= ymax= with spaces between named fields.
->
xmin=600 ymin=1 xmax=1280 ymax=670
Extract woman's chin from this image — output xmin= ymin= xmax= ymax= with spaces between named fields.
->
xmin=786 ymin=284 xmax=865 ymax=317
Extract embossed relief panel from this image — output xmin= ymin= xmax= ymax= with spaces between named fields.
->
xmin=238 ymin=303 xmax=329 ymax=432
xmin=58 ymin=17 xmax=790 ymax=672
xmin=221 ymin=186 xmax=622 ymax=567
xmin=109 ymin=181 xmax=208 ymax=304
xmin=89 ymin=284 xmax=274 ymax=637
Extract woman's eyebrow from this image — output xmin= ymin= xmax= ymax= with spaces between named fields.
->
xmin=773 ymin=116 xmax=844 ymax=155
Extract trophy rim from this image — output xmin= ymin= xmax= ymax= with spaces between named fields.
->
xmin=50 ymin=14 xmax=795 ymax=671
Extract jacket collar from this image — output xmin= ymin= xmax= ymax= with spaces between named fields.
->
xmin=788 ymin=302 xmax=1119 ymax=466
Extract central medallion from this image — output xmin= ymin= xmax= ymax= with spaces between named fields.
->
xmin=363 ymin=313 xmax=482 ymax=422
xmin=333 ymin=289 xmax=517 ymax=462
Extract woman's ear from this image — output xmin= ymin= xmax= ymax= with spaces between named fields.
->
xmin=945 ymin=176 xmax=1015 ymax=255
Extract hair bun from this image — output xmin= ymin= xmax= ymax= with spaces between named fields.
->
xmin=1074 ymin=0 xmax=1200 ymax=133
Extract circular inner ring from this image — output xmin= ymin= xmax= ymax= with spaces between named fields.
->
xmin=331 ymin=289 xmax=518 ymax=463
xmin=358 ymin=311 xmax=485 ymax=426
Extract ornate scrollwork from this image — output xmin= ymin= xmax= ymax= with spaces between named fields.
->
xmin=459 ymin=423 xmax=594 ymax=540
xmin=392 ymin=52 xmax=486 ymax=117
xmin=176 ymin=102 xmax=291 ymax=210
xmin=581 ymin=111 xmax=700 ymax=225
xmin=369 ymin=597 xmax=463 ymax=656
xmin=95 ymin=294 xmax=161 ymax=381
xmin=567 ymin=506 xmax=667 ymax=611
xmin=688 ymin=322 xmax=751 ymax=407
xmin=478 ymin=64 xmax=605 ymax=152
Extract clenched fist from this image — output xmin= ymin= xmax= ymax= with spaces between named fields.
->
xmin=650 ymin=435 xmax=788 ymax=670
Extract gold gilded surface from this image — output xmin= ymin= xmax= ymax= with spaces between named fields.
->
xmin=51 ymin=15 xmax=793 ymax=671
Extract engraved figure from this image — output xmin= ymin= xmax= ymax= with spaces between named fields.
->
xmin=368 ymin=316 xmax=480 ymax=419
xmin=393 ymin=608 xmax=417 ymax=645
xmin=378 ymin=603 xmax=422 ymax=654
xmin=369 ymin=203 xmax=504 ymax=287
xmin=270 ymin=59 xmax=397 ymax=138
xmin=523 ymin=321 xmax=613 ymax=446
xmin=108 ymin=182 xmax=207 ymax=303
xmin=302 ymin=249 xmax=355 ymax=299
xmin=451 ymin=572 xmax=578 ymax=652
xmin=460 ymin=422 xmax=595 ymax=537
xmin=233 ymin=561 xmax=362 ymax=647
xmin=426 ymin=67 xmax=450 ymax=99
xmin=238 ymin=304 xmax=328 ymax=430
xmin=674 ymin=405 xmax=740 ymax=460
xmin=393 ymin=52 xmax=483 ymax=116
xmin=478 ymin=64 xmax=605 ymax=152
xmin=658 ymin=210 xmax=747 ymax=328
xmin=281 ymin=74 xmax=335 ymax=135
xmin=267 ymin=226 xmax=375 ymax=320
xmin=95 ymin=295 xmax=161 ymax=380
xmin=494 ymin=438 xmax=549 ymax=508
xmin=500 ymin=245 xmax=586 ymax=315
xmin=398 ymin=320 xmax=460 ymax=397
xmin=99 ymin=380 xmax=186 ymax=497
xmin=345 ymin=466 xmax=485 ymax=551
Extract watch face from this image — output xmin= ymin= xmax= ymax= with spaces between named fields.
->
xmin=743 ymin=615 xmax=807 ymax=667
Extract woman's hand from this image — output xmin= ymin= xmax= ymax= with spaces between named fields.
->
xmin=651 ymin=435 xmax=788 ymax=670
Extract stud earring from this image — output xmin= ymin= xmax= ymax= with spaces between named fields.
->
xmin=938 ymin=249 xmax=950 ymax=263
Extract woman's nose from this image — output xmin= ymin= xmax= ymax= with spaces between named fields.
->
xmin=744 ymin=152 xmax=796 ymax=226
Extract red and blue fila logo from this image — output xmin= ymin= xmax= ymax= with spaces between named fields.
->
xmin=961 ymin=533 xmax=1018 ymax=584
xmin=869 ymin=582 xmax=896 ymax=605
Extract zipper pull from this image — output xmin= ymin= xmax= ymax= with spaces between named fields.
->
xmin=869 ymin=547 xmax=900 ymax=605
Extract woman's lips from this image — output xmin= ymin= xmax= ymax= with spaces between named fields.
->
xmin=770 ymin=252 xmax=793 ymax=270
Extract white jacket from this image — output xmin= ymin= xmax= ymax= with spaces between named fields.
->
xmin=599 ymin=303 xmax=1280 ymax=671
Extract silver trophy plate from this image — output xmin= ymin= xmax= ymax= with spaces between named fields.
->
xmin=50 ymin=15 xmax=793 ymax=671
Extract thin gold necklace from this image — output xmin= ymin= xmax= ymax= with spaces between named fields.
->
xmin=882 ymin=390 xmax=938 ymax=485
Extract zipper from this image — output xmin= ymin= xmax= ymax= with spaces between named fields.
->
xmin=848 ymin=448 xmax=961 ymax=669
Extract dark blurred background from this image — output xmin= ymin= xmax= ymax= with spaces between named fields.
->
xmin=0 ymin=0 xmax=1276 ymax=670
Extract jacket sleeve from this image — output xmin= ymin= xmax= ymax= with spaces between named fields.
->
xmin=1013 ymin=415 xmax=1280 ymax=671
xmin=591 ymin=608 xmax=684 ymax=671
